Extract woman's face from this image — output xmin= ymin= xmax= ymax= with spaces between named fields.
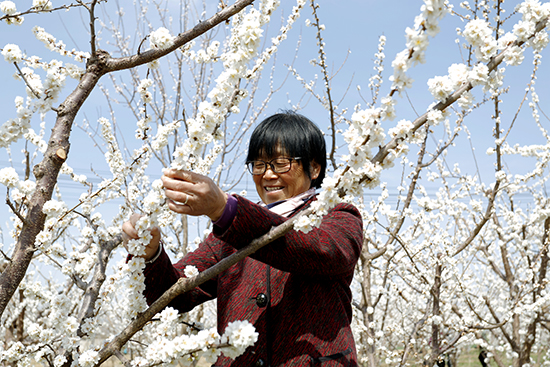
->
xmin=253 ymin=151 xmax=320 ymax=205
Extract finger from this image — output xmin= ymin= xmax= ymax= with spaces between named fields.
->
xmin=122 ymin=220 xmax=139 ymax=239
xmin=150 ymin=226 xmax=160 ymax=237
xmin=165 ymin=188 xmax=192 ymax=206
xmin=163 ymin=168 xmax=197 ymax=183
xmin=129 ymin=213 xmax=142 ymax=226
xmin=167 ymin=199 xmax=191 ymax=214
xmin=161 ymin=174 xmax=194 ymax=194
xmin=121 ymin=231 xmax=130 ymax=246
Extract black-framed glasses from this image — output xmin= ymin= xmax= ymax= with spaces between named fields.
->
xmin=246 ymin=157 xmax=302 ymax=176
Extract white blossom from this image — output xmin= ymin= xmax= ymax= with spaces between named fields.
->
xmin=78 ymin=350 xmax=99 ymax=367
xmin=0 ymin=167 xmax=19 ymax=188
xmin=184 ymin=265 xmax=199 ymax=278
xmin=222 ymin=320 xmax=258 ymax=350
xmin=388 ymin=119 xmax=413 ymax=138
xmin=0 ymin=1 xmax=16 ymax=15
xmin=504 ymin=45 xmax=525 ymax=66
xmin=32 ymin=0 xmax=52 ymax=10
xmin=1 ymin=43 xmax=23 ymax=63
xmin=150 ymin=27 xmax=174 ymax=50
xmin=463 ymin=19 xmax=492 ymax=47
xmin=427 ymin=75 xmax=453 ymax=101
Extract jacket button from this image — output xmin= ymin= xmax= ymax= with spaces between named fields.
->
xmin=255 ymin=358 xmax=265 ymax=366
xmin=255 ymin=293 xmax=268 ymax=307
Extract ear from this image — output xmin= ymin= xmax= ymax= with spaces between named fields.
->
xmin=309 ymin=161 xmax=321 ymax=181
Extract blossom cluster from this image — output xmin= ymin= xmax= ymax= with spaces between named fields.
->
xmin=0 ymin=277 xmax=94 ymax=366
xmin=0 ymin=166 xmax=21 ymax=188
xmin=32 ymin=0 xmax=52 ymax=11
xmin=151 ymin=119 xmax=181 ymax=151
xmin=1 ymin=43 xmax=22 ymax=62
xmin=189 ymin=41 xmax=221 ymax=64
xmin=33 ymin=26 xmax=90 ymax=62
xmin=426 ymin=63 xmax=488 ymax=104
xmin=0 ymin=166 xmax=36 ymax=210
xmin=461 ymin=1 xmax=550 ymax=66
xmin=366 ymin=35 xmax=387 ymax=98
xmin=427 ymin=2 xmax=550 ymax=108
xmin=171 ymin=1 xmax=280 ymax=174
xmin=35 ymin=198 xmax=72 ymax=252
xmin=0 ymin=39 xmax=86 ymax=148
xmin=0 ymin=0 xmax=23 ymax=24
xmin=137 ymin=78 xmax=153 ymax=104
xmin=132 ymin=316 xmax=258 ymax=366
xmin=390 ymin=0 xmax=449 ymax=94
xmin=149 ymin=27 xmax=175 ymax=50
xmin=246 ymin=0 xmax=304 ymax=79
xmin=0 ymin=1 xmax=16 ymax=15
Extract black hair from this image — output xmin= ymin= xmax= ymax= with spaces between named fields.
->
xmin=246 ymin=111 xmax=326 ymax=189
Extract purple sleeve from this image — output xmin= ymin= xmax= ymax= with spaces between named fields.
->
xmin=213 ymin=194 xmax=238 ymax=231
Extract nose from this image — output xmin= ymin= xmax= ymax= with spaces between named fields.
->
xmin=262 ymin=165 xmax=279 ymax=180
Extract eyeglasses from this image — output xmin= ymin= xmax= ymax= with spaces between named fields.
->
xmin=246 ymin=157 xmax=301 ymax=176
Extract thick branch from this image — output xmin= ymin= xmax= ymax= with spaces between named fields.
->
xmin=0 ymin=63 xmax=105 ymax=318
xmin=104 ymin=0 xmax=255 ymax=72
xmin=94 ymin=207 xmax=311 ymax=365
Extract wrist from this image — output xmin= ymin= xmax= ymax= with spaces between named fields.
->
xmin=209 ymin=193 xmax=228 ymax=222
xmin=145 ymin=241 xmax=163 ymax=264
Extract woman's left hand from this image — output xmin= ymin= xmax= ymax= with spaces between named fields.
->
xmin=162 ymin=168 xmax=227 ymax=222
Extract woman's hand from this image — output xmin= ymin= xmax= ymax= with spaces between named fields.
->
xmin=162 ymin=168 xmax=228 ymax=222
xmin=122 ymin=213 xmax=161 ymax=261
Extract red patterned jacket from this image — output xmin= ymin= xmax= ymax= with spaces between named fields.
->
xmin=143 ymin=195 xmax=363 ymax=366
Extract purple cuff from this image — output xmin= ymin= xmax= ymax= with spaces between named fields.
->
xmin=213 ymin=194 xmax=238 ymax=231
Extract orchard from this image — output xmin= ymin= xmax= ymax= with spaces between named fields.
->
xmin=0 ymin=0 xmax=549 ymax=366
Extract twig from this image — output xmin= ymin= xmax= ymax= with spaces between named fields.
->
xmin=309 ymin=0 xmax=337 ymax=170
xmin=6 ymin=196 xmax=28 ymax=225
xmin=0 ymin=0 xmax=93 ymax=21
xmin=88 ymin=0 xmax=99 ymax=57
xmin=13 ymin=62 xmax=41 ymax=99
xmin=0 ymin=250 xmax=11 ymax=263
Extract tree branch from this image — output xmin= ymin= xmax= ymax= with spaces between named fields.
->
xmin=104 ymin=0 xmax=255 ymax=73
xmin=94 ymin=207 xmax=311 ymax=365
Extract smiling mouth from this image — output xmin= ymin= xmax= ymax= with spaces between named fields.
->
xmin=265 ymin=186 xmax=283 ymax=192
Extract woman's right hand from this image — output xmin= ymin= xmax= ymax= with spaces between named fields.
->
xmin=122 ymin=213 xmax=161 ymax=261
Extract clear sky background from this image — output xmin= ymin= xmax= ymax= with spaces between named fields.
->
xmin=1 ymin=0 xmax=549 ymax=244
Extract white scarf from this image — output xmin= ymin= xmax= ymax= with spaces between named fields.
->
xmin=263 ymin=188 xmax=316 ymax=217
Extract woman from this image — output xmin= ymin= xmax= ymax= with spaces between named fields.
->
xmin=123 ymin=112 xmax=363 ymax=366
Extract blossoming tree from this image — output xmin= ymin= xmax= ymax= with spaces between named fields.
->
xmin=1 ymin=0 xmax=550 ymax=366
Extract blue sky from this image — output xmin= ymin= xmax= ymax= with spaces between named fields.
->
xmin=1 ymin=0 xmax=549 ymax=241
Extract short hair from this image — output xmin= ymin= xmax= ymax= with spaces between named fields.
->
xmin=246 ymin=111 xmax=327 ymax=189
